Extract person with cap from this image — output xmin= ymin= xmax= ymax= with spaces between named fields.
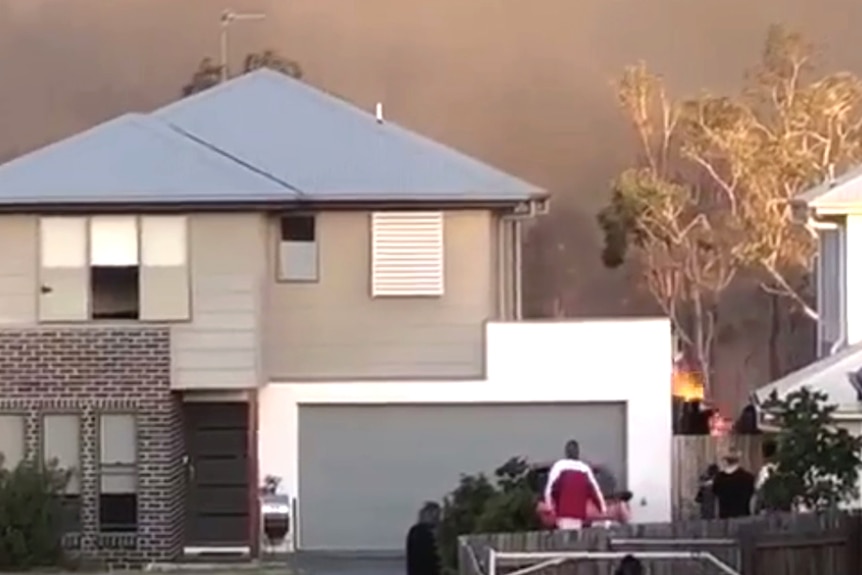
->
xmin=544 ymin=439 xmax=606 ymax=530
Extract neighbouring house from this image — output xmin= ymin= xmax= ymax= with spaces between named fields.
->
xmin=754 ymin=168 xmax=862 ymax=485
xmin=0 ymin=69 xmax=671 ymax=563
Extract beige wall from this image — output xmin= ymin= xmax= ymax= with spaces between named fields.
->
xmin=265 ymin=210 xmax=503 ymax=380
xmin=0 ymin=213 xmax=267 ymax=390
xmin=171 ymin=213 xmax=267 ymax=390
xmin=0 ymin=209 xmax=509 ymax=385
xmin=0 ymin=216 xmax=38 ymax=325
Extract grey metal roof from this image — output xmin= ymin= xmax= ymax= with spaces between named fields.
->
xmin=0 ymin=70 xmax=543 ymax=206
xmin=752 ymin=340 xmax=862 ymax=414
xmin=798 ymin=164 xmax=862 ymax=210
xmin=155 ymin=69 xmax=545 ymax=202
xmin=0 ymin=113 xmax=298 ymax=205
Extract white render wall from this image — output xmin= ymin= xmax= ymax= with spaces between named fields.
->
xmin=258 ymin=318 xmax=673 ymax=524
xmin=847 ymin=215 xmax=862 ymax=346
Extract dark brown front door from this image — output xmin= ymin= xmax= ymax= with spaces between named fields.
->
xmin=184 ymin=402 xmax=250 ymax=547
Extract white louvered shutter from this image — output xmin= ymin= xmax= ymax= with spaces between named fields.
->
xmin=371 ymin=212 xmax=444 ymax=297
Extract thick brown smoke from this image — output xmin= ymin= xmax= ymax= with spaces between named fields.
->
xmin=1 ymin=0 xmax=860 ymax=407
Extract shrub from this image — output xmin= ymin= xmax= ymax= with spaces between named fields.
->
xmin=438 ymin=457 xmax=541 ymax=574
xmin=760 ymin=387 xmax=862 ymax=511
xmin=0 ymin=456 xmax=72 ymax=571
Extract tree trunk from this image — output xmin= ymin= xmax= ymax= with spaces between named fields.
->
xmin=691 ymin=294 xmax=716 ymax=400
xmin=768 ymin=292 xmax=782 ymax=380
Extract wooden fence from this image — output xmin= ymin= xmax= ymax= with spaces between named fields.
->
xmin=459 ymin=512 xmax=862 ymax=575
xmin=672 ymin=435 xmax=764 ymax=519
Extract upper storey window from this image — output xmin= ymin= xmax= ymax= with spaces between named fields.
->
xmin=38 ymin=215 xmax=190 ymax=322
xmin=278 ymin=214 xmax=318 ymax=282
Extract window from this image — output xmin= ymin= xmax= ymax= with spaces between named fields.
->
xmin=370 ymin=211 xmax=444 ymax=297
xmin=0 ymin=415 xmax=25 ymax=471
xmin=139 ymin=216 xmax=190 ymax=320
xmin=38 ymin=215 xmax=190 ymax=322
xmin=43 ymin=414 xmax=82 ymax=533
xmin=90 ymin=216 xmax=139 ymax=319
xmin=39 ymin=217 xmax=89 ymax=322
xmin=278 ymin=214 xmax=318 ymax=281
xmin=816 ymin=226 xmax=848 ymax=357
xmin=98 ymin=414 xmax=138 ymax=533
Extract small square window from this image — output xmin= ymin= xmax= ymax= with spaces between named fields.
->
xmin=91 ymin=266 xmax=140 ymax=320
xmin=280 ymin=215 xmax=315 ymax=242
xmin=278 ymin=215 xmax=318 ymax=282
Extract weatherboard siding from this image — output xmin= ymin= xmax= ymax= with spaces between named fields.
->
xmin=171 ymin=213 xmax=266 ymax=390
xmin=0 ymin=210 xmax=508 ymax=384
xmin=265 ymin=210 xmax=501 ymax=380
xmin=0 ymin=213 xmax=265 ymax=389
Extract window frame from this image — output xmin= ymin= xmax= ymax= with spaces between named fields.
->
xmin=40 ymin=411 xmax=84 ymax=535
xmin=37 ymin=214 xmax=191 ymax=324
xmin=96 ymin=412 xmax=140 ymax=535
xmin=275 ymin=213 xmax=320 ymax=283
xmin=0 ymin=412 xmax=27 ymax=472
xmin=369 ymin=211 xmax=445 ymax=298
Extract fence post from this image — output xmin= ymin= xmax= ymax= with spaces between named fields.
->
xmin=846 ymin=514 xmax=862 ymax=575
xmin=737 ymin=524 xmax=758 ymax=575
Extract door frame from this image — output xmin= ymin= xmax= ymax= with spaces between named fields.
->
xmin=181 ymin=392 xmax=259 ymax=558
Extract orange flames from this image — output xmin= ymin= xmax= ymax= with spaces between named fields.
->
xmin=672 ymin=368 xmax=705 ymax=402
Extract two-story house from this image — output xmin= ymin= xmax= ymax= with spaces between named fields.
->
xmin=0 ymin=69 xmax=553 ymax=564
xmin=754 ymin=167 xmax=862 ymax=447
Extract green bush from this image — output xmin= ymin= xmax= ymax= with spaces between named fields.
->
xmin=438 ymin=457 xmax=541 ymax=575
xmin=761 ymin=387 xmax=862 ymax=511
xmin=0 ymin=455 xmax=72 ymax=571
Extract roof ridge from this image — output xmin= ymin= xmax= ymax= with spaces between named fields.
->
xmin=162 ymin=119 xmax=305 ymax=196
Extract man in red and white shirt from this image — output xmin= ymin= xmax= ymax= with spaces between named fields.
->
xmin=544 ymin=440 xmax=606 ymax=530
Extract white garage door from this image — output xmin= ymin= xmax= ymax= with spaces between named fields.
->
xmin=297 ymin=402 xmax=626 ymax=551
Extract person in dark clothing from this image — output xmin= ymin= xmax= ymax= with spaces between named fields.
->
xmin=615 ymin=554 xmax=644 ymax=575
xmin=695 ymin=464 xmax=720 ymax=519
xmin=712 ymin=450 xmax=755 ymax=519
xmin=406 ymin=501 xmax=442 ymax=575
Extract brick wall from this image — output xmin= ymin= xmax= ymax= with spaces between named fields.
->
xmin=0 ymin=327 xmax=183 ymax=566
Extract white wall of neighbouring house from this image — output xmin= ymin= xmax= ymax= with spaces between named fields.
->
xmin=817 ymin=214 xmax=862 ymax=355
xmin=258 ymin=318 xmax=673 ymax=526
xmin=846 ymin=215 xmax=862 ymax=346
xmin=817 ymin=223 xmax=846 ymax=357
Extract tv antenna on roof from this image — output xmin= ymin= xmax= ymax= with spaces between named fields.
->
xmin=220 ymin=9 xmax=267 ymax=83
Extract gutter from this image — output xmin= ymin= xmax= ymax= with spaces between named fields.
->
xmin=499 ymin=198 xmax=550 ymax=320
xmin=0 ymin=197 xmax=546 ymax=214
xmin=807 ymin=204 xmax=862 ymax=216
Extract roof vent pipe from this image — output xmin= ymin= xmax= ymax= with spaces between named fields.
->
xmin=375 ymin=102 xmax=384 ymax=124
